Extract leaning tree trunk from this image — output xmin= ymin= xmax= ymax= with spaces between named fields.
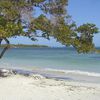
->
xmin=0 ymin=38 xmax=10 ymax=59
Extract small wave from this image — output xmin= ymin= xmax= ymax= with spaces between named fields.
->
xmin=44 ymin=68 xmax=100 ymax=77
xmin=91 ymin=56 xmax=100 ymax=59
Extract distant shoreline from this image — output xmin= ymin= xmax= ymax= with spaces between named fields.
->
xmin=0 ymin=44 xmax=49 ymax=48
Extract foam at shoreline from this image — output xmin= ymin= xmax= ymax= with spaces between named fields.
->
xmin=1 ymin=63 xmax=100 ymax=78
xmin=0 ymin=67 xmax=100 ymax=83
xmin=44 ymin=68 xmax=100 ymax=77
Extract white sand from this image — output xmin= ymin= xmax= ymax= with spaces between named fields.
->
xmin=0 ymin=74 xmax=100 ymax=100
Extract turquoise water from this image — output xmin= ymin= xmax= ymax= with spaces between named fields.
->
xmin=0 ymin=47 xmax=100 ymax=82
xmin=0 ymin=47 xmax=100 ymax=72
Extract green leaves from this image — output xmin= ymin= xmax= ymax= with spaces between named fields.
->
xmin=77 ymin=23 xmax=99 ymax=36
xmin=73 ymin=23 xmax=99 ymax=53
xmin=0 ymin=0 xmax=99 ymax=54
xmin=0 ymin=22 xmax=24 ymax=38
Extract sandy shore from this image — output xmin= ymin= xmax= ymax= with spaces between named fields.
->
xmin=0 ymin=74 xmax=100 ymax=100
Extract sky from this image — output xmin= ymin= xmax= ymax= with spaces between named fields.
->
xmin=9 ymin=0 xmax=100 ymax=47
xmin=68 ymin=0 xmax=100 ymax=47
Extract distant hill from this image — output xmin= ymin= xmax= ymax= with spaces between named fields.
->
xmin=0 ymin=44 xmax=49 ymax=48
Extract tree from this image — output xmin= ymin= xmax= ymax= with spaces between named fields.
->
xmin=0 ymin=0 xmax=99 ymax=58
xmin=0 ymin=0 xmax=68 ymax=58
xmin=74 ymin=23 xmax=99 ymax=53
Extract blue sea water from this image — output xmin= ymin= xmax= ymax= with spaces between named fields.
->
xmin=0 ymin=47 xmax=100 ymax=82
xmin=0 ymin=47 xmax=100 ymax=71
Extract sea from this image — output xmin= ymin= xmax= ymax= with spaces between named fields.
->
xmin=0 ymin=47 xmax=100 ymax=83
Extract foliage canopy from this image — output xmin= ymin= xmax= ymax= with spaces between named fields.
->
xmin=0 ymin=0 xmax=99 ymax=58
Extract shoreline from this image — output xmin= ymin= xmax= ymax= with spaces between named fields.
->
xmin=0 ymin=67 xmax=100 ymax=83
xmin=0 ymin=68 xmax=100 ymax=100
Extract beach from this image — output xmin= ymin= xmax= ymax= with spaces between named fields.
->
xmin=0 ymin=69 xmax=100 ymax=100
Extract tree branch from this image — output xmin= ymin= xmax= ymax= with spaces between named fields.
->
xmin=0 ymin=39 xmax=3 ymax=44
xmin=0 ymin=38 xmax=10 ymax=59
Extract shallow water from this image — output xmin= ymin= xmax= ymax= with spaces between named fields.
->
xmin=0 ymin=47 xmax=100 ymax=83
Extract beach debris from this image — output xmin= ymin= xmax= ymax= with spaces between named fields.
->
xmin=0 ymin=69 xmax=45 ymax=79
xmin=9 ymin=69 xmax=45 ymax=79
xmin=0 ymin=69 xmax=14 ymax=77
xmin=30 ymin=74 xmax=45 ymax=80
xmin=12 ymin=69 xmax=33 ymax=77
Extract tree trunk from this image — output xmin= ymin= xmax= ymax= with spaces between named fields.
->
xmin=0 ymin=38 xmax=10 ymax=59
